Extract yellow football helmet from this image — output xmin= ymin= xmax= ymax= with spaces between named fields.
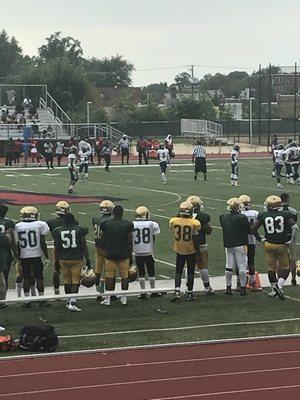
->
xmin=227 ymin=198 xmax=243 ymax=213
xmin=186 ymin=195 xmax=204 ymax=211
xmin=239 ymin=195 xmax=251 ymax=210
xmin=20 ymin=206 xmax=39 ymax=221
xmin=99 ymin=200 xmax=115 ymax=214
xmin=55 ymin=201 xmax=70 ymax=216
xmin=135 ymin=206 xmax=150 ymax=220
xmin=81 ymin=266 xmax=96 ymax=288
xmin=179 ymin=201 xmax=193 ymax=217
xmin=296 ymin=260 xmax=300 ymax=277
xmin=128 ymin=265 xmax=138 ymax=282
xmin=264 ymin=195 xmax=282 ymax=211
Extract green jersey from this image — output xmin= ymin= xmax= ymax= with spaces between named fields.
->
xmin=46 ymin=216 xmax=80 ymax=238
xmin=92 ymin=214 xmax=111 ymax=249
xmin=52 ymin=224 xmax=88 ymax=260
xmin=100 ymin=217 xmax=134 ymax=260
xmin=220 ymin=212 xmax=250 ymax=248
xmin=195 ymin=211 xmax=210 ymax=245
xmin=0 ymin=233 xmax=11 ymax=272
xmin=257 ymin=210 xmax=293 ymax=244
xmin=0 ymin=217 xmax=14 ymax=268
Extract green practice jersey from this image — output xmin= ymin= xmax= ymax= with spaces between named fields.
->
xmin=0 ymin=217 xmax=15 ymax=268
xmin=220 ymin=212 xmax=250 ymax=248
xmin=257 ymin=210 xmax=294 ymax=244
xmin=100 ymin=217 xmax=134 ymax=260
xmin=92 ymin=214 xmax=111 ymax=248
xmin=47 ymin=216 xmax=80 ymax=238
xmin=0 ymin=233 xmax=11 ymax=272
xmin=53 ymin=224 xmax=88 ymax=260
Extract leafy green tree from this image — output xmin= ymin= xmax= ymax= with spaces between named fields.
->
xmin=84 ymin=55 xmax=134 ymax=87
xmin=133 ymin=101 xmax=164 ymax=122
xmin=175 ymin=98 xmax=216 ymax=120
xmin=114 ymin=89 xmax=136 ymax=127
xmin=175 ymin=72 xmax=192 ymax=90
xmin=140 ymin=82 xmax=168 ymax=104
xmin=0 ymin=30 xmax=23 ymax=79
xmin=38 ymin=32 xmax=83 ymax=65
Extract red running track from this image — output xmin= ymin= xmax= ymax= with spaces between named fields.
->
xmin=0 ymin=337 xmax=299 ymax=400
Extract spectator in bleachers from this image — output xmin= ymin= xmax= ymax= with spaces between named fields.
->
xmin=4 ymin=138 xmax=14 ymax=166
xmin=23 ymin=97 xmax=31 ymax=109
xmin=6 ymin=89 xmax=15 ymax=106
xmin=1 ymin=105 xmax=8 ymax=117
xmin=22 ymin=140 xmax=30 ymax=167
xmin=14 ymin=139 xmax=23 ymax=165
xmin=55 ymin=141 xmax=64 ymax=166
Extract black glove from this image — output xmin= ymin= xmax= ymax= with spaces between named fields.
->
xmin=86 ymin=259 xmax=91 ymax=270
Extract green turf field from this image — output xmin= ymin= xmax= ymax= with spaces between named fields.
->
xmin=0 ymin=158 xmax=299 ymax=353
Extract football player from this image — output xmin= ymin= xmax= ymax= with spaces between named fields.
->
xmin=68 ymin=147 xmax=78 ymax=194
xmin=0 ymin=205 xmax=17 ymax=292
xmin=100 ymin=205 xmax=134 ymax=306
xmin=280 ymin=193 xmax=298 ymax=285
xmin=230 ymin=145 xmax=240 ymax=186
xmin=239 ymin=195 xmax=261 ymax=291
xmin=92 ymin=200 xmax=115 ymax=294
xmin=252 ymin=195 xmax=298 ymax=300
xmin=78 ymin=147 xmax=90 ymax=181
xmin=14 ymin=206 xmax=50 ymax=307
xmin=46 ymin=201 xmax=71 ymax=295
xmin=169 ymin=201 xmax=201 ymax=301
xmin=52 ymin=213 xmax=90 ymax=312
xmin=0 ymin=229 xmax=13 ymax=307
xmin=186 ymin=196 xmax=214 ymax=295
xmin=273 ymin=144 xmax=285 ymax=188
xmin=220 ymin=198 xmax=251 ymax=296
xmin=284 ymin=142 xmax=300 ymax=184
xmin=157 ymin=143 xmax=170 ymax=184
xmin=132 ymin=206 xmax=160 ymax=299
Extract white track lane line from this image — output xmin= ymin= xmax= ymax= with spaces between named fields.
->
xmin=1 ymin=350 xmax=300 ymax=379
xmin=1 ymin=367 xmax=299 ymax=398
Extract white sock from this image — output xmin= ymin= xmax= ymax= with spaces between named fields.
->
xmin=278 ymin=277 xmax=285 ymax=290
xmin=30 ymin=285 xmax=36 ymax=296
xmin=70 ymin=298 xmax=76 ymax=304
xmin=139 ymin=278 xmax=146 ymax=290
xmin=239 ymin=271 xmax=247 ymax=287
xmin=199 ymin=269 xmax=210 ymax=285
xmin=149 ymin=277 xmax=155 ymax=289
xmin=16 ymin=282 xmax=22 ymax=297
xmin=225 ymin=270 xmax=233 ymax=286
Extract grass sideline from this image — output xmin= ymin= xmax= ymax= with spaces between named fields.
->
xmin=0 ymin=158 xmax=299 ymax=355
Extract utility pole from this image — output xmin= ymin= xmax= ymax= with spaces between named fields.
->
xmin=294 ymin=62 xmax=297 ymax=140
xmin=258 ymin=64 xmax=262 ymax=145
xmin=191 ymin=64 xmax=194 ymax=99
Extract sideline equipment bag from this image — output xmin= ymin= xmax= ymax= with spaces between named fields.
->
xmin=0 ymin=336 xmax=17 ymax=351
xmin=19 ymin=325 xmax=58 ymax=352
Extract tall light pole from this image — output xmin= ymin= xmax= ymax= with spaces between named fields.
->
xmin=86 ymin=101 xmax=92 ymax=125
xmin=249 ymin=97 xmax=255 ymax=146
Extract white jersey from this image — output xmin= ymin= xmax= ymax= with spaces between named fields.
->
xmin=78 ymin=150 xmax=90 ymax=165
xmin=15 ymin=220 xmax=49 ymax=259
xmin=78 ymin=140 xmax=91 ymax=153
xmin=132 ymin=220 xmax=160 ymax=256
xmin=68 ymin=153 xmax=77 ymax=169
xmin=157 ymin=149 xmax=170 ymax=163
xmin=274 ymin=149 xmax=285 ymax=165
xmin=242 ymin=209 xmax=259 ymax=245
xmin=230 ymin=149 xmax=238 ymax=164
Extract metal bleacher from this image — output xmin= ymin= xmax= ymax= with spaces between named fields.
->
xmin=180 ymin=118 xmax=227 ymax=145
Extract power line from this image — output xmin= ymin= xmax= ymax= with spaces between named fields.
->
xmin=134 ymin=64 xmax=257 ymax=73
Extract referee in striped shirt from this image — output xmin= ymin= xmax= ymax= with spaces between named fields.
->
xmin=192 ymin=140 xmax=207 ymax=181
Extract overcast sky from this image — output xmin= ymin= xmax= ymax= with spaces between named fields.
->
xmin=1 ymin=0 xmax=299 ymax=86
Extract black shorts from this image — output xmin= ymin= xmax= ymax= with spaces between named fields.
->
xmin=247 ymin=244 xmax=256 ymax=267
xmin=121 ymin=148 xmax=129 ymax=156
xmin=195 ymin=157 xmax=207 ymax=173
xmin=176 ymin=253 xmax=196 ymax=270
xmin=135 ymin=255 xmax=155 ymax=277
xmin=79 ymin=164 xmax=88 ymax=173
xmin=21 ymin=257 xmax=44 ymax=280
xmin=231 ymin=164 xmax=238 ymax=175
xmin=45 ymin=154 xmax=53 ymax=162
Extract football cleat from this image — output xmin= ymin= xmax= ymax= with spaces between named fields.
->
xmin=185 ymin=292 xmax=196 ymax=301
xmin=186 ymin=195 xmax=204 ymax=212
xmin=264 ymin=195 xmax=282 ymax=211
xmin=101 ymin=297 xmax=111 ymax=306
xmin=128 ymin=265 xmax=138 ymax=282
xmin=179 ymin=201 xmax=193 ymax=217
xmin=150 ymin=292 xmax=162 ymax=298
xmin=268 ymin=289 xmax=278 ymax=298
xmin=273 ymin=284 xmax=285 ymax=300
xmin=171 ymin=291 xmax=181 ymax=302
xmin=291 ymin=279 xmax=297 ymax=286
xmin=239 ymin=195 xmax=251 ymax=210
xmin=138 ymin=293 xmax=148 ymax=300
xmin=240 ymin=287 xmax=247 ymax=296
xmin=20 ymin=206 xmax=39 ymax=221
xmin=55 ymin=201 xmax=70 ymax=215
xmin=227 ymin=198 xmax=243 ymax=213
xmin=204 ymin=287 xmax=215 ymax=295
xmin=135 ymin=206 xmax=150 ymax=220
xmin=224 ymin=286 xmax=232 ymax=295
xmin=99 ymin=200 xmax=115 ymax=214
xmin=68 ymin=303 xmax=82 ymax=312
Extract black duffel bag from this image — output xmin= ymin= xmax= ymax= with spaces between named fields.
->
xmin=19 ymin=324 xmax=58 ymax=352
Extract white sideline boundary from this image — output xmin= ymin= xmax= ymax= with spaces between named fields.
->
xmin=1 ymin=333 xmax=300 ymax=361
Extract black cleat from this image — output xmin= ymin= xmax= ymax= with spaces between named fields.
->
xmin=291 ymin=279 xmax=297 ymax=286
xmin=273 ymin=283 xmax=285 ymax=300
xmin=240 ymin=286 xmax=247 ymax=296
xmin=138 ymin=293 xmax=148 ymax=300
xmin=225 ymin=286 xmax=232 ymax=295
